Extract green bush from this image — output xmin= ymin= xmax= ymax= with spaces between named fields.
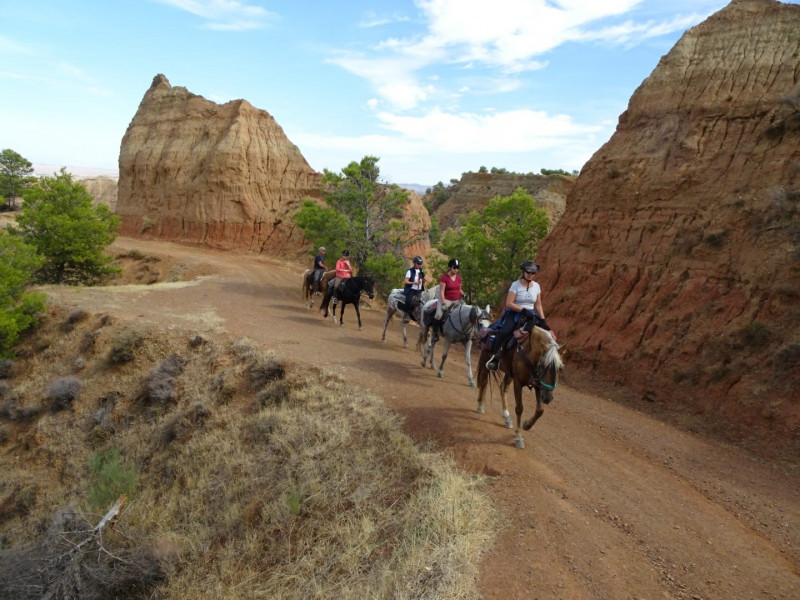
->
xmin=87 ymin=447 xmax=138 ymax=511
xmin=0 ymin=231 xmax=46 ymax=357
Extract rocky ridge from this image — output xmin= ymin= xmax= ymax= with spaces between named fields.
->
xmin=536 ymin=0 xmax=800 ymax=453
xmin=429 ymin=172 xmax=572 ymax=231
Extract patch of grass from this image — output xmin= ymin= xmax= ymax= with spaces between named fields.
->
xmin=87 ymin=447 xmax=138 ymax=511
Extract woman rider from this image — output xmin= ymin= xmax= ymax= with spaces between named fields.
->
xmin=485 ymin=260 xmax=555 ymax=371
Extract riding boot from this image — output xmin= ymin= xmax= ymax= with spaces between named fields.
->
xmin=485 ymin=347 xmax=503 ymax=371
xmin=432 ymin=318 xmax=443 ymax=342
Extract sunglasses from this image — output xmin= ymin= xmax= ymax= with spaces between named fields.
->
xmin=524 ymin=270 xmax=537 ymax=275
xmin=451 ymin=266 xmax=460 ymax=269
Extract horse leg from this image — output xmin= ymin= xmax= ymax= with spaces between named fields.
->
xmin=464 ymin=340 xmax=476 ymax=388
xmin=523 ymin=388 xmax=545 ymax=431
xmin=476 ymin=349 xmax=490 ymax=415
xmin=513 ymin=378 xmax=525 ymax=449
xmin=500 ymin=373 xmax=513 ymax=429
xmin=354 ymin=303 xmax=363 ymax=330
xmin=382 ymin=308 xmax=394 ymax=342
xmin=436 ymin=338 xmax=451 ymax=378
xmin=401 ymin=314 xmax=409 ymax=348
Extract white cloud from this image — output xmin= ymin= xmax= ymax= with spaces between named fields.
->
xmin=0 ymin=35 xmax=33 ymax=54
xmin=358 ymin=11 xmax=411 ymax=28
xmin=153 ymin=0 xmax=277 ymax=30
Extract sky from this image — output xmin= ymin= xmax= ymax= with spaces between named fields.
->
xmin=3 ymin=0 xmax=793 ymax=187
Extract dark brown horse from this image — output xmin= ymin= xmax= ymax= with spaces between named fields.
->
xmin=302 ymin=269 xmax=334 ymax=310
xmin=475 ymin=318 xmax=563 ymax=449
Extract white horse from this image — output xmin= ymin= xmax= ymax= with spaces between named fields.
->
xmin=381 ymin=287 xmax=436 ymax=347
xmin=417 ymin=301 xmax=492 ymax=387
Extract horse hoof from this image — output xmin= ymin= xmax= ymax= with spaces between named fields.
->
xmin=469 ymin=381 xmax=476 ymax=388
xmin=515 ymin=437 xmax=525 ymax=449
xmin=358 ymin=326 xmax=363 ymax=331
xmin=477 ymin=405 xmax=485 ymax=415
xmin=437 ymin=372 xmax=443 ymax=379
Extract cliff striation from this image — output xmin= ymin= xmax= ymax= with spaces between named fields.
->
xmin=537 ymin=0 xmax=800 ymax=451
xmin=116 ymin=74 xmax=323 ymax=254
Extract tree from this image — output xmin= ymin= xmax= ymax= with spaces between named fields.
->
xmin=0 ymin=149 xmax=36 ymax=210
xmin=11 ymin=168 xmax=120 ymax=285
xmin=0 ymin=231 xmax=46 ymax=356
xmin=294 ymin=156 xmax=415 ymax=296
xmin=435 ymin=187 xmax=549 ymax=306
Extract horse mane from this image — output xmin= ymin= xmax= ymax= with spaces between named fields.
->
xmin=532 ymin=326 xmax=563 ymax=370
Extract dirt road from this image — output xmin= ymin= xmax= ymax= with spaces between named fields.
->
xmin=49 ymin=238 xmax=799 ymax=600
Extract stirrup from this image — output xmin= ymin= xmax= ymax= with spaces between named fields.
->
xmin=485 ymin=355 xmax=499 ymax=371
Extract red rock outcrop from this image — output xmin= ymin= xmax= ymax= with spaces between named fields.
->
xmin=537 ymin=0 xmax=800 ymax=450
xmin=116 ymin=74 xmax=323 ymax=254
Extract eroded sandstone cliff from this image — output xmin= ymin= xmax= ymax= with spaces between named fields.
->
xmin=429 ymin=172 xmax=571 ymax=232
xmin=537 ymin=0 xmax=800 ymax=450
xmin=116 ymin=74 xmax=323 ymax=254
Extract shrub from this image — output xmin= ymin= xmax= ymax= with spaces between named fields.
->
xmin=108 ymin=330 xmax=144 ymax=364
xmin=43 ymin=376 xmax=82 ymax=412
xmin=249 ymin=358 xmax=285 ymax=390
xmin=740 ymin=321 xmax=770 ymax=348
xmin=140 ymin=355 xmax=185 ymax=407
xmin=87 ymin=447 xmax=137 ymax=510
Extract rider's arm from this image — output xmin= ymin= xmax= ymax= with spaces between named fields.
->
xmin=438 ymin=280 xmax=446 ymax=301
xmin=505 ymin=289 xmax=524 ymax=312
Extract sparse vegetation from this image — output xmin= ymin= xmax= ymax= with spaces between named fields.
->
xmin=108 ymin=330 xmax=144 ymax=364
xmin=0 ymin=231 xmax=46 ymax=357
xmin=43 ymin=376 xmax=82 ymax=412
xmin=0 ymin=307 xmax=495 ymax=599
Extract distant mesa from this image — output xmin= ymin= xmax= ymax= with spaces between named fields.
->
xmin=115 ymin=74 xmax=323 ymax=254
xmin=536 ymin=0 xmax=800 ymax=448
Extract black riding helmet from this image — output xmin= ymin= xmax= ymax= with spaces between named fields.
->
xmin=520 ymin=260 xmax=540 ymax=274
xmin=342 ymin=249 xmax=350 ymax=256
xmin=413 ymin=256 xmax=423 ymax=265
xmin=448 ymin=258 xmax=460 ymax=268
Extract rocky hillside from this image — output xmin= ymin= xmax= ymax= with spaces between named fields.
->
xmin=427 ymin=172 xmax=573 ymax=232
xmin=536 ymin=0 xmax=800 ymax=450
xmin=115 ymin=74 xmax=323 ymax=256
xmin=80 ymin=176 xmax=118 ymax=211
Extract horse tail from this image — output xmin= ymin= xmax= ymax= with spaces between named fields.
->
xmin=302 ymin=269 xmax=310 ymax=300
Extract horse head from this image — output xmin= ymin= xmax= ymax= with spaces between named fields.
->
xmin=361 ymin=276 xmax=375 ymax=300
xmin=526 ymin=327 xmax=563 ymax=402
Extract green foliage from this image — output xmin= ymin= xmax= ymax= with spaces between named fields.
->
xmin=489 ymin=167 xmax=509 ymax=174
xmin=364 ymin=252 xmax=406 ymax=297
xmin=0 ymin=148 xmax=36 ymax=210
xmin=87 ymin=446 xmax=138 ymax=510
xmin=0 ymin=231 xmax=46 ymax=357
xmin=477 ymin=166 xmax=488 ymax=173
xmin=435 ymin=187 xmax=548 ymax=306
xmin=295 ymin=156 xmax=416 ymax=294
xmin=539 ymin=167 xmax=578 ymax=177
xmin=11 ymin=168 xmax=121 ymax=285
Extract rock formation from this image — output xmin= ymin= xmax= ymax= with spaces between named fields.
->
xmin=536 ymin=0 xmax=800 ymax=452
xmin=428 ymin=172 xmax=571 ymax=232
xmin=80 ymin=176 xmax=118 ymax=211
xmin=116 ymin=74 xmax=323 ymax=254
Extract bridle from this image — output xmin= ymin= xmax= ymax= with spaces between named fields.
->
xmin=513 ymin=339 xmax=558 ymax=391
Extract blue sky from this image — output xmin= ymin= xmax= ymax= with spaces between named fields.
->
xmin=2 ymin=0 xmax=788 ymax=186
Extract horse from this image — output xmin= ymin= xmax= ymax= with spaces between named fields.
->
xmin=302 ymin=269 xmax=334 ymax=310
xmin=417 ymin=302 xmax=491 ymax=387
xmin=381 ymin=288 xmax=436 ymax=347
xmin=475 ymin=317 xmax=564 ymax=449
xmin=320 ymin=276 xmax=375 ymax=330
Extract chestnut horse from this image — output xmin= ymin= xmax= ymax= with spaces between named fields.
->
xmin=302 ymin=269 xmax=334 ymax=310
xmin=475 ymin=318 xmax=563 ymax=449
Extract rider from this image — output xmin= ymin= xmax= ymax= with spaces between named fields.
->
xmin=402 ymin=256 xmax=425 ymax=316
xmin=485 ymin=260 xmax=555 ymax=371
xmin=432 ymin=258 xmax=464 ymax=341
xmin=312 ymin=246 xmax=328 ymax=285
xmin=328 ymin=249 xmax=353 ymax=305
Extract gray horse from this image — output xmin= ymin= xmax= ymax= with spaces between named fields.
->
xmin=417 ymin=301 xmax=491 ymax=387
xmin=381 ymin=288 xmax=435 ymax=347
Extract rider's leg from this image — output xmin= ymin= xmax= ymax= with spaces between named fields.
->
xmin=486 ymin=314 xmax=516 ymax=371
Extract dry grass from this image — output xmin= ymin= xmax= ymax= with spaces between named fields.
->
xmin=0 ymin=304 xmax=495 ymax=599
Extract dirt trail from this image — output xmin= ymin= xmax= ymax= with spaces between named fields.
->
xmin=47 ymin=238 xmax=799 ymax=600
